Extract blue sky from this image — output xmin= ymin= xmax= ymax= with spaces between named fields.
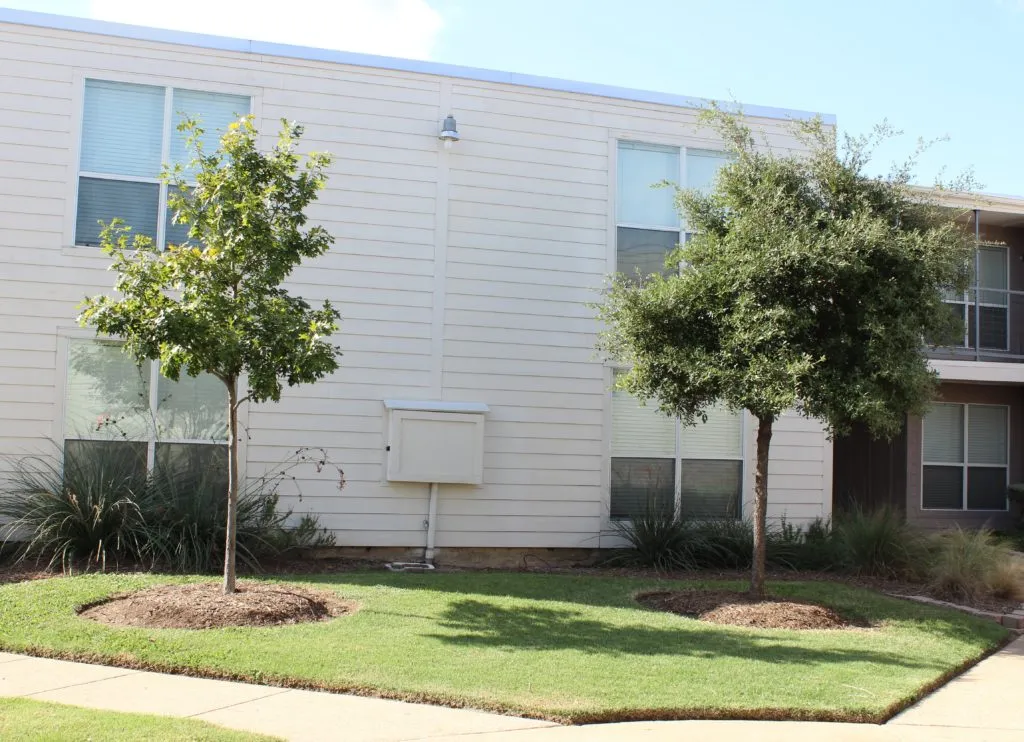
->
xmin=6 ymin=0 xmax=1024 ymax=194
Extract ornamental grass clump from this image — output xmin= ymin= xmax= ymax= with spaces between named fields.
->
xmin=0 ymin=443 xmax=147 ymax=571
xmin=1 ymin=444 xmax=335 ymax=574
xmin=928 ymin=527 xmax=1024 ymax=602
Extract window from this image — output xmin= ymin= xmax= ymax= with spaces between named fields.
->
xmin=615 ymin=142 xmax=730 ymax=278
xmin=75 ymin=80 xmax=250 ymax=248
xmin=922 ymin=403 xmax=1008 ymax=511
xmin=610 ymin=382 xmax=743 ymax=519
xmin=941 ymin=245 xmax=1008 ymax=350
xmin=64 ymin=339 xmax=228 ymax=488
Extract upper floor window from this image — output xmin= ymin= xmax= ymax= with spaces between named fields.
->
xmin=75 ymin=80 xmax=250 ymax=249
xmin=940 ymin=245 xmax=1009 ymax=351
xmin=922 ymin=403 xmax=1008 ymax=511
xmin=610 ymin=378 xmax=743 ymax=520
xmin=616 ymin=142 xmax=730 ymax=279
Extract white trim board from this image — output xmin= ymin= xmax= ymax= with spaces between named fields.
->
xmin=0 ymin=8 xmax=836 ymax=126
xmin=930 ymin=360 xmax=1024 ymax=384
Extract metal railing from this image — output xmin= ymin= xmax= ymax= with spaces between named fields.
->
xmin=929 ymin=285 xmax=1024 ymax=363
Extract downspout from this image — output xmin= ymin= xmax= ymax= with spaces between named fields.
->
xmin=425 ymin=482 xmax=439 ymax=563
xmin=975 ymin=208 xmax=981 ymax=361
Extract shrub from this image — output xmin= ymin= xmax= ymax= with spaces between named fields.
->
xmin=928 ymin=528 xmax=1024 ymax=602
xmin=141 ymin=464 xmax=335 ymax=573
xmin=608 ymin=503 xmax=693 ymax=571
xmin=768 ymin=517 xmax=841 ymax=571
xmin=685 ymin=517 xmax=754 ymax=569
xmin=613 ymin=509 xmax=844 ymax=573
xmin=987 ymin=560 xmax=1024 ymax=601
xmin=1 ymin=444 xmax=335 ymax=573
xmin=0 ymin=443 xmax=148 ymax=570
xmin=832 ymin=504 xmax=926 ymax=578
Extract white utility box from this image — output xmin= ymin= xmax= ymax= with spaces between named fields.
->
xmin=383 ymin=400 xmax=488 ymax=484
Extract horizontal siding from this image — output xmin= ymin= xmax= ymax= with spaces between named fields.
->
xmin=764 ymin=412 xmax=830 ymax=524
xmin=0 ymin=18 xmax=828 ymax=548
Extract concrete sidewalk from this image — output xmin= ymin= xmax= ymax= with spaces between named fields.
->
xmin=2 ymin=637 xmax=1022 ymax=741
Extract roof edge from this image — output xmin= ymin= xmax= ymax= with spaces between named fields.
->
xmin=0 ymin=7 xmax=837 ymax=125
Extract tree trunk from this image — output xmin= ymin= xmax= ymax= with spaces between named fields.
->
xmin=751 ymin=415 xmax=774 ymax=599
xmin=223 ymin=377 xmax=239 ymax=595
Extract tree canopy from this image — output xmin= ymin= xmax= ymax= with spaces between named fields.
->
xmin=598 ymin=110 xmax=975 ymax=595
xmin=79 ymin=116 xmax=341 ymax=592
xmin=80 ymin=117 xmax=341 ymax=404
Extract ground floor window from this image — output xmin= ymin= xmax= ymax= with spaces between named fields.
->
xmin=610 ymin=380 xmax=743 ymax=519
xmin=922 ymin=402 xmax=1008 ymax=511
xmin=64 ymin=339 xmax=228 ymax=488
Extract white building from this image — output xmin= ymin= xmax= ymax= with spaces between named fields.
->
xmin=1 ymin=9 xmax=1014 ymax=561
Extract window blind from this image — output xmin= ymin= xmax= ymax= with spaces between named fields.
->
xmin=155 ymin=442 xmax=229 ymax=494
xmin=80 ymin=80 xmax=164 ymax=178
xmin=922 ymin=466 xmax=963 ymax=509
xmin=968 ymin=405 xmax=1007 ymax=465
xmin=685 ymin=149 xmax=731 ymax=194
xmin=680 ymin=459 xmax=742 ymax=518
xmin=65 ymin=340 xmax=151 ymax=441
xmin=610 ymin=457 xmax=675 ymax=519
xmin=977 ymin=246 xmax=1008 ymax=305
xmin=617 ymin=142 xmax=679 ymax=228
xmin=164 ymin=185 xmax=194 ymax=248
xmin=170 ymin=89 xmax=250 ymax=174
xmin=922 ymin=403 xmax=964 ymax=462
xmin=616 ymin=227 xmax=678 ymax=278
xmin=967 ymin=468 xmax=1007 ymax=510
xmin=157 ymin=371 xmax=229 ymax=441
xmin=679 ymin=402 xmax=742 ymax=458
xmin=611 ymin=387 xmax=675 ymax=457
xmin=75 ymin=178 xmax=160 ymax=246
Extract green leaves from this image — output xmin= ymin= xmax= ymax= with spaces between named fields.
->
xmin=78 ymin=115 xmax=341 ymax=403
xmin=598 ymin=109 xmax=975 ymax=438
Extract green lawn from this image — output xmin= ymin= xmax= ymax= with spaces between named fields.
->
xmin=0 ymin=571 xmax=1007 ymax=723
xmin=0 ymin=697 xmax=278 ymax=741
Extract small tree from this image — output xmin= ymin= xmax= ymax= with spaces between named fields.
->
xmin=598 ymin=111 xmax=974 ymax=597
xmin=79 ymin=117 xmax=341 ymax=594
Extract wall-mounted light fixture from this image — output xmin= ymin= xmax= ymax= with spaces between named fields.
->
xmin=438 ymin=114 xmax=459 ymax=149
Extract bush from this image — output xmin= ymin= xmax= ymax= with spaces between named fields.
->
xmin=610 ymin=497 xmax=1022 ymax=604
xmin=1 ymin=444 xmax=335 ymax=573
xmin=608 ymin=503 xmax=693 ymax=571
xmin=768 ymin=517 xmax=841 ymax=571
xmin=987 ymin=560 xmax=1024 ymax=601
xmin=928 ymin=528 xmax=1024 ymax=602
xmin=142 ymin=464 xmax=334 ymax=573
xmin=0 ymin=444 xmax=148 ymax=570
xmin=612 ymin=509 xmax=839 ymax=572
xmin=685 ymin=517 xmax=753 ymax=569
xmin=832 ymin=504 xmax=926 ymax=578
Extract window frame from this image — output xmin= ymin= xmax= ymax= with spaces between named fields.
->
xmin=921 ymin=402 xmax=1010 ymax=512
xmin=941 ymin=243 xmax=1009 ymax=351
xmin=606 ymin=137 xmax=742 ymax=524
xmin=55 ymin=331 xmax=244 ymax=479
xmin=608 ymin=377 xmax=746 ymax=520
xmin=65 ymin=71 xmax=258 ymax=254
xmin=614 ymin=140 xmax=729 ymax=278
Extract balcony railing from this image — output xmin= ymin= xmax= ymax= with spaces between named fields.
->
xmin=929 ymin=286 xmax=1024 ymax=363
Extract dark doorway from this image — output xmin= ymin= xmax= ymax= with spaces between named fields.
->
xmin=832 ymin=419 xmax=907 ymax=513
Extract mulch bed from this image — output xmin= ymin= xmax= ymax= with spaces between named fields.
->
xmin=78 ymin=581 xmax=357 ymax=630
xmin=636 ymin=589 xmax=865 ymax=630
xmin=0 ymin=566 xmax=57 ymax=585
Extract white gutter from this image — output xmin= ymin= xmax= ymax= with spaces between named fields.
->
xmin=0 ymin=8 xmax=836 ymax=126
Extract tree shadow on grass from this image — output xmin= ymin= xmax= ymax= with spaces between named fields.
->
xmin=422 ymin=598 xmax=948 ymax=669
xmin=310 ymin=571 xmax=999 ymax=646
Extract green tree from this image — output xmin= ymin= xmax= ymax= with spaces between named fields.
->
xmin=598 ymin=110 xmax=974 ymax=597
xmin=79 ymin=117 xmax=341 ymax=594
